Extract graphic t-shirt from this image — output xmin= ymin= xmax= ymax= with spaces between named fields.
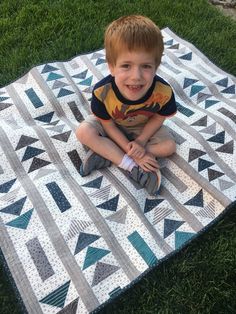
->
xmin=91 ymin=74 xmax=177 ymax=127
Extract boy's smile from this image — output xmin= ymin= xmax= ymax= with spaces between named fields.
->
xmin=109 ymin=50 xmax=157 ymax=101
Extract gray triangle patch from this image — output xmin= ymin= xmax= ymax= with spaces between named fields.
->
xmin=92 ymin=262 xmax=119 ymax=287
xmin=200 ymin=122 xmax=216 ymax=135
xmin=51 ymin=130 xmax=72 ymax=142
xmin=196 ymin=200 xmax=215 ymax=218
xmin=33 ymin=168 xmax=57 ymax=180
xmin=191 ymin=115 xmax=208 ymax=127
xmin=46 ymin=124 xmax=65 ymax=133
xmin=106 ymin=206 xmax=128 ymax=224
xmin=219 ymin=179 xmax=235 ymax=191
xmin=52 ymin=80 xmax=68 ymax=90
xmin=88 ymin=185 xmax=111 ymax=200
xmin=216 ymin=140 xmax=234 ymax=154
xmin=66 ymin=219 xmax=93 ymax=241
xmin=16 ymin=73 xmax=29 ymax=85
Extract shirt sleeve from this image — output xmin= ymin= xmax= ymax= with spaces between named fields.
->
xmin=91 ymin=92 xmax=111 ymax=120
xmin=158 ymin=90 xmax=177 ymax=117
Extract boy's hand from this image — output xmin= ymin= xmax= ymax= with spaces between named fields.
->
xmin=134 ymin=152 xmax=159 ymax=172
xmin=127 ymin=140 xmax=146 ymax=159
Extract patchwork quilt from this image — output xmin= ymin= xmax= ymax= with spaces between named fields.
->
xmin=0 ymin=28 xmax=235 ymax=314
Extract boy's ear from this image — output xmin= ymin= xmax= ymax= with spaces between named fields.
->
xmin=108 ymin=63 xmax=115 ymax=76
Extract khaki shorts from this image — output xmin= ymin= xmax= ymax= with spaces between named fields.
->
xmin=82 ymin=115 xmax=174 ymax=145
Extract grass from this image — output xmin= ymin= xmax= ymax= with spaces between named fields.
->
xmin=0 ymin=0 xmax=236 ymax=313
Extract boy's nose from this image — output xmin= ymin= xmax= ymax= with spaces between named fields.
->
xmin=131 ymin=66 xmax=142 ymax=80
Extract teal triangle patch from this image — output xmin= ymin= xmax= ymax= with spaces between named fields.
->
xmin=40 ymin=281 xmax=70 ymax=308
xmin=46 ymin=72 xmax=64 ymax=81
xmin=175 ymin=231 xmax=194 ymax=249
xmin=83 ymin=246 xmax=110 ymax=270
xmin=97 ymin=195 xmax=119 ymax=211
xmin=78 ymin=76 xmax=93 ymax=86
xmin=205 ymin=99 xmax=219 ymax=109
xmin=6 ymin=208 xmax=33 ymax=229
xmin=190 ymin=85 xmax=205 ymax=97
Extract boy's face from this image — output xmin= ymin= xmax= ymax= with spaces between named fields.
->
xmin=109 ymin=50 xmax=157 ymax=101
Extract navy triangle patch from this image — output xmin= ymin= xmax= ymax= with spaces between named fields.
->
xmin=0 ymin=196 xmax=27 ymax=215
xmin=6 ymin=208 xmax=33 ymax=229
xmin=184 ymin=189 xmax=204 ymax=207
xmin=82 ymin=176 xmax=103 ymax=189
xmin=0 ymin=179 xmax=16 ymax=193
xmin=164 ymin=39 xmax=174 ymax=46
xmin=41 ymin=64 xmax=59 ymax=73
xmin=97 ymin=195 xmax=119 ymax=211
xmin=22 ymin=146 xmax=45 ymax=161
xmin=183 ymin=78 xmax=198 ymax=89
xmin=40 ymin=281 xmax=70 ymax=308
xmin=28 ymin=157 xmax=51 ymax=173
xmin=57 ymin=88 xmax=74 ymax=98
xmin=180 ymin=52 xmax=192 ymax=60
xmin=144 ymin=198 xmax=164 ymax=213
xmin=73 ymin=70 xmax=88 ymax=79
xmin=198 ymin=158 xmax=215 ymax=171
xmin=216 ymin=77 xmax=228 ymax=87
xmin=74 ymin=232 xmax=100 ymax=255
xmin=164 ymin=219 xmax=184 ymax=238
xmin=35 ymin=112 xmax=54 ymax=123
xmin=207 ymin=131 xmax=225 ymax=144
xmin=221 ymin=85 xmax=235 ymax=94
xmin=96 ymin=58 xmax=106 ymax=65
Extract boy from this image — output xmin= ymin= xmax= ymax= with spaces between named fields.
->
xmin=76 ymin=15 xmax=177 ymax=195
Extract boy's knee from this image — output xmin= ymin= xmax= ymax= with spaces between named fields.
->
xmin=76 ymin=122 xmax=90 ymax=142
xmin=168 ymin=139 xmax=176 ymax=155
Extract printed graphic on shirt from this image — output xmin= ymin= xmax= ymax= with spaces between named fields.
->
xmin=92 ymin=75 xmax=176 ymax=127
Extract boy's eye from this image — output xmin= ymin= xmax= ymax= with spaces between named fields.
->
xmin=121 ymin=64 xmax=130 ymax=68
xmin=142 ymin=64 xmax=152 ymax=69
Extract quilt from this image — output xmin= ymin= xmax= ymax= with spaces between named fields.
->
xmin=0 ymin=28 xmax=235 ymax=314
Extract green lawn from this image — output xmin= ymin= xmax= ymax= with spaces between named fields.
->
xmin=0 ymin=0 xmax=236 ymax=313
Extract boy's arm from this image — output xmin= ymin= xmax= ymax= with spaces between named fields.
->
xmin=99 ymin=119 xmax=130 ymax=153
xmin=135 ymin=114 xmax=166 ymax=147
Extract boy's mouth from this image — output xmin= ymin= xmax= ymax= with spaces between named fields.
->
xmin=127 ymin=85 xmax=143 ymax=91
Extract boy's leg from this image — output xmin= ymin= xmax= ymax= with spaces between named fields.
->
xmin=76 ymin=117 xmax=161 ymax=194
xmin=145 ymin=126 xmax=176 ymax=158
xmin=76 ymin=119 xmax=126 ymax=176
